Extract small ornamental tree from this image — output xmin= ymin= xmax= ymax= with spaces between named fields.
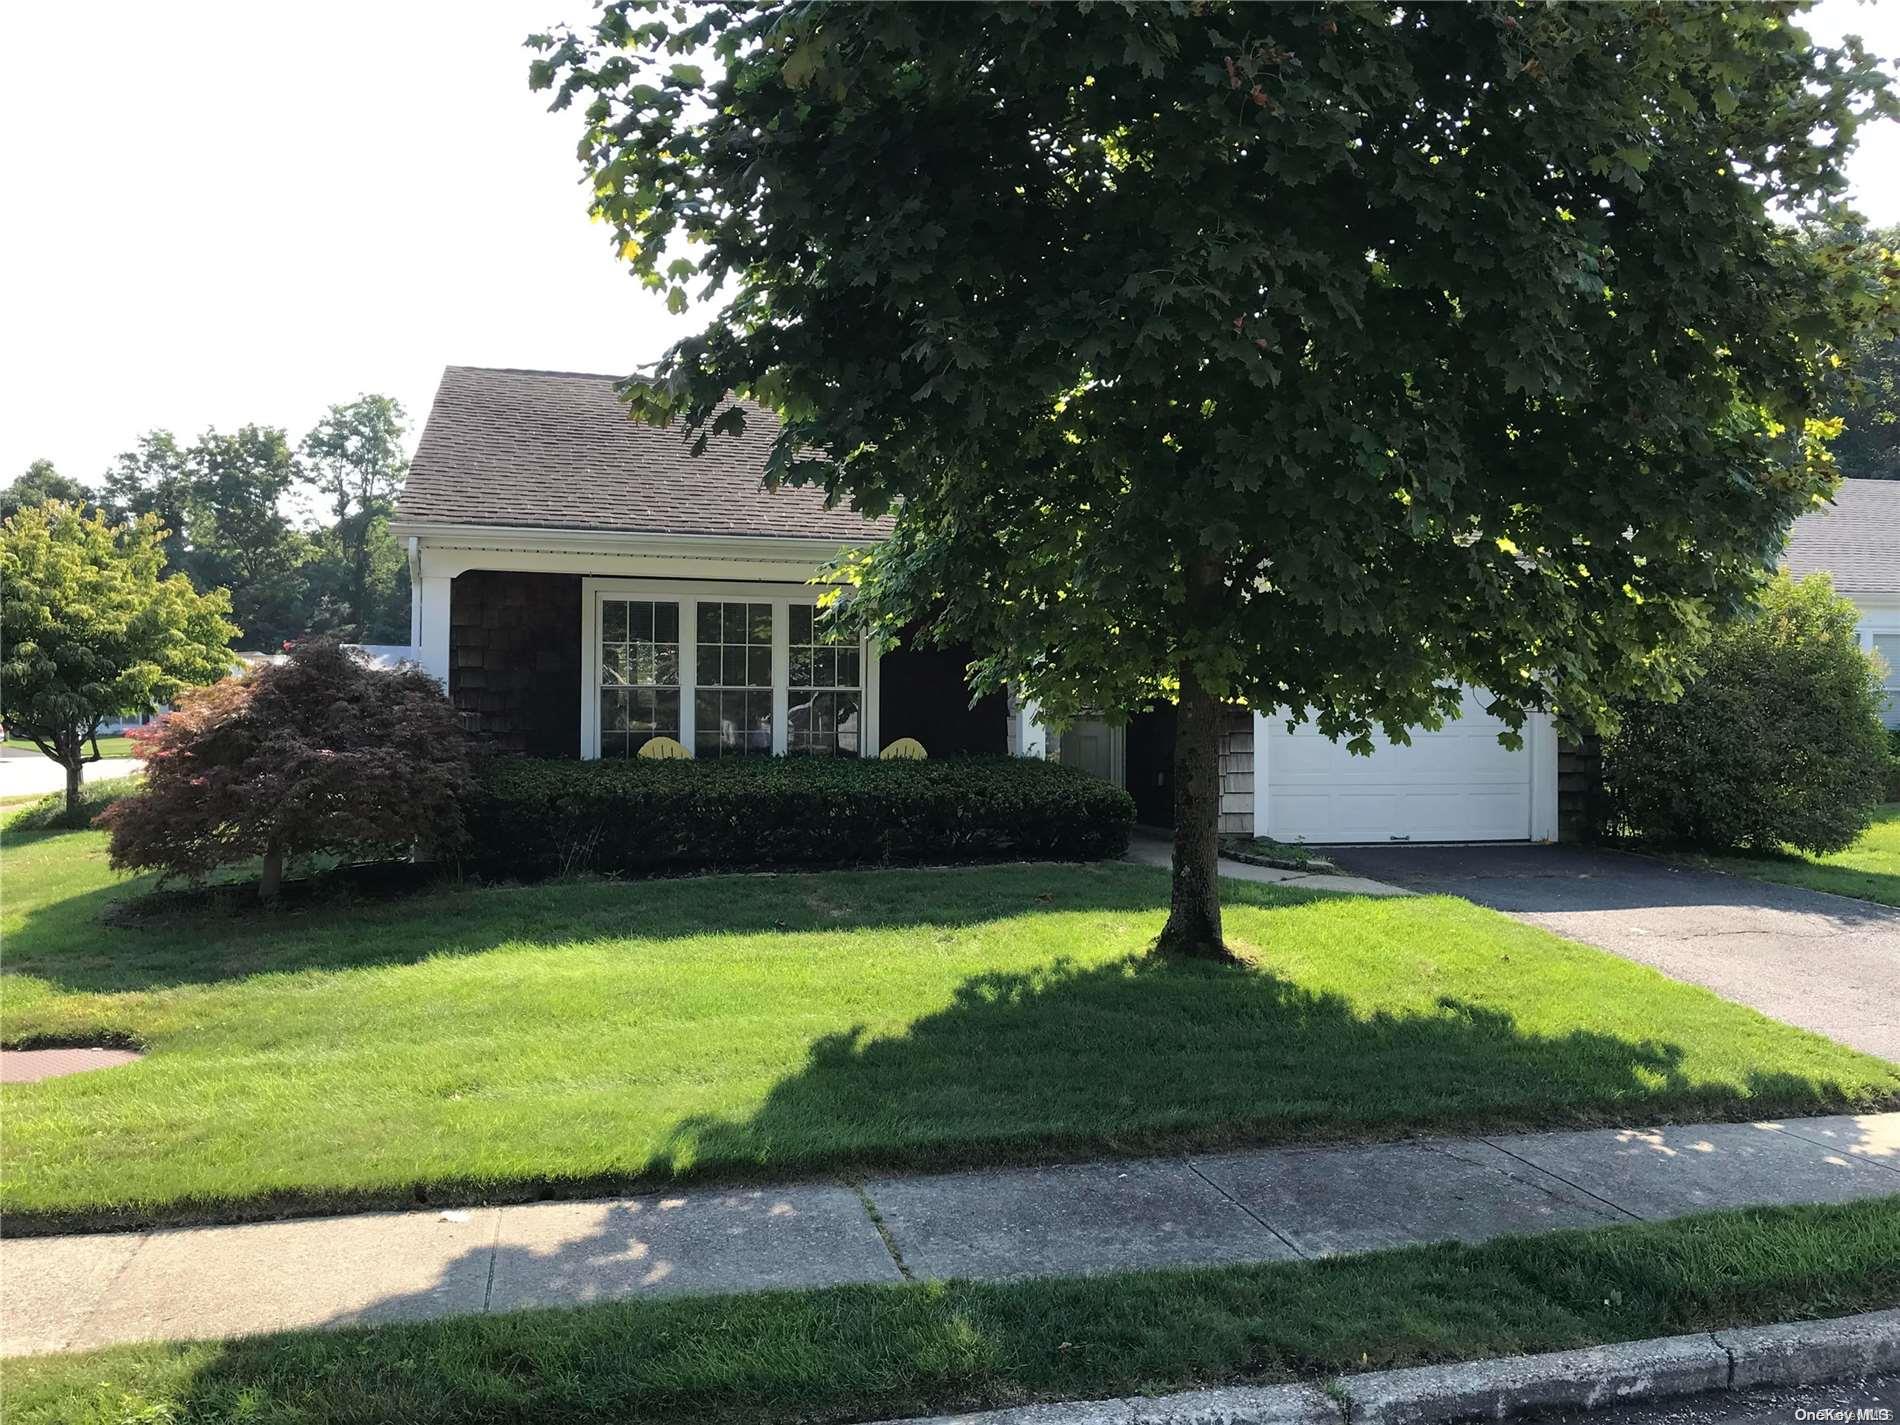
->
xmin=99 ymin=639 xmax=473 ymax=899
xmin=1603 ymin=573 xmax=1889 ymax=854
xmin=1 ymin=501 xmax=234 ymax=816
xmin=533 ymin=1 xmax=1898 ymax=958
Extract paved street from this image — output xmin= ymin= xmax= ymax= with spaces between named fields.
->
xmin=1521 ymin=1372 xmax=1898 ymax=1425
xmin=0 ymin=754 xmax=140 ymax=801
xmin=1328 ymin=845 xmax=1900 ymax=1062
xmin=6 ymin=1111 xmax=1896 ymax=1356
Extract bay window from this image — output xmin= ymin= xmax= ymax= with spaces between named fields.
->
xmin=585 ymin=585 xmax=872 ymax=759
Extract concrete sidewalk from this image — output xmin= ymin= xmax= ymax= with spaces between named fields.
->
xmin=7 ymin=1112 xmax=1897 ymax=1357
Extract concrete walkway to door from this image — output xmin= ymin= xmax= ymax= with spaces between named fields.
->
xmin=1328 ymin=845 xmax=1900 ymax=1063
xmin=1125 ymin=831 xmax=1409 ymax=898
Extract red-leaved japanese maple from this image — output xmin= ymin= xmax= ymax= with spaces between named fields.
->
xmin=99 ymin=639 xmax=471 ymax=899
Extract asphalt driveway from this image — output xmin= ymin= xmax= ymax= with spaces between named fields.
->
xmin=1327 ymin=844 xmax=1900 ymax=1063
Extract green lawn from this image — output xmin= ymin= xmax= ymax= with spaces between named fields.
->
xmin=1670 ymin=803 xmax=1900 ymax=908
xmin=4 ymin=825 xmax=1897 ymax=1233
xmin=10 ymin=1199 xmax=1898 ymax=1425
xmin=3 ymin=734 xmax=139 ymax=760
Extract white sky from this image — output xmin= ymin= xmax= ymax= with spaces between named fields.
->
xmin=3 ymin=0 xmax=1897 ymax=486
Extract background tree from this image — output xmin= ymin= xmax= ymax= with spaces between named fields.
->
xmin=2 ymin=460 xmax=97 ymax=520
xmin=102 ymin=431 xmax=196 ymax=571
xmin=99 ymin=639 xmax=472 ymax=900
xmin=184 ymin=424 xmax=307 ymax=645
xmin=1603 ymin=573 xmax=1888 ymax=853
xmin=536 ymin=0 xmax=1897 ymax=958
xmin=300 ymin=395 xmax=411 ymax=638
xmin=1829 ymin=225 xmax=1900 ymax=480
xmin=0 ymin=501 xmax=235 ymax=816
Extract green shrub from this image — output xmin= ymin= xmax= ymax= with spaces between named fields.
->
xmin=467 ymin=755 xmax=1135 ymax=876
xmin=3 ymin=774 xmax=141 ymax=832
xmin=1603 ymin=573 xmax=1889 ymax=854
xmin=1887 ymin=727 xmax=1900 ymax=803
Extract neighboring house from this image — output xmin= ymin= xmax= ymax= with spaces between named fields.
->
xmin=390 ymin=365 xmax=1571 ymax=845
xmin=1784 ymin=478 xmax=1900 ymax=729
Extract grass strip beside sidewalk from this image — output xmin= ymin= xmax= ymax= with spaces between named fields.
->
xmin=13 ymin=1197 xmax=1900 ymax=1425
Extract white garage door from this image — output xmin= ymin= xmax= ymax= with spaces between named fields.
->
xmin=1264 ymin=689 xmax=1531 ymax=843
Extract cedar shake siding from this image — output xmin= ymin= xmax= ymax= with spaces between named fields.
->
xmin=877 ymin=641 xmax=1008 ymax=755
xmin=1557 ymin=735 xmax=1605 ymax=844
xmin=450 ymin=572 xmax=583 ymax=758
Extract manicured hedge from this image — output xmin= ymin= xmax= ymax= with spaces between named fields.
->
xmin=467 ymin=754 xmax=1135 ymax=876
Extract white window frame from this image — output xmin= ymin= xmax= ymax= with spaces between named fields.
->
xmin=580 ymin=577 xmax=879 ymax=759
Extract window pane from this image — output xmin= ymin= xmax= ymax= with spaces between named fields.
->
xmin=836 ymin=648 xmax=860 ymax=688
xmin=695 ymin=689 xmax=719 ymax=735
xmin=748 ymin=646 xmax=771 ymax=687
xmin=814 ymin=648 xmax=836 ymax=687
xmin=601 ymin=689 xmax=629 ymax=732
xmin=790 ymin=649 xmax=812 ymax=688
xmin=749 ymin=604 xmax=773 ymax=644
xmin=602 ymin=601 xmax=627 ymax=642
xmin=697 ymin=647 xmax=720 ymax=685
xmin=698 ymin=602 xmax=722 ymax=643
xmin=790 ymin=605 xmax=812 ymax=643
xmin=656 ymin=603 xmax=679 ymax=642
xmin=749 ymin=691 xmax=773 ymax=752
xmin=632 ymin=688 xmax=657 ymax=730
xmin=601 ymin=644 xmax=629 ymax=685
xmin=723 ymin=646 xmax=747 ymax=686
xmin=601 ymin=730 xmax=629 ymax=759
xmin=656 ymin=689 xmax=680 ymax=733
xmin=654 ymin=646 xmax=679 ymax=687
xmin=630 ymin=601 xmax=654 ymax=641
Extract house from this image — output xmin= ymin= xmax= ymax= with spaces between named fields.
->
xmin=391 ymin=367 xmax=1013 ymax=771
xmin=392 ymin=365 xmax=1578 ymax=845
xmin=1784 ymin=477 xmax=1900 ymax=729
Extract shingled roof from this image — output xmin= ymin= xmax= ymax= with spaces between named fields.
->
xmin=396 ymin=366 xmax=892 ymax=542
xmin=1785 ymin=479 xmax=1900 ymax=596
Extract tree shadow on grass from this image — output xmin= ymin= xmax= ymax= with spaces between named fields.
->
xmin=91 ymin=954 xmax=1900 ymax=1424
xmin=631 ymin=953 xmax=1882 ymax=1178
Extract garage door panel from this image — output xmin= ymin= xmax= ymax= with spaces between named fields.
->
xmin=1264 ymin=693 xmax=1531 ymax=843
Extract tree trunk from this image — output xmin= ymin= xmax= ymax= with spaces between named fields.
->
xmin=1152 ymin=664 xmax=1233 ymax=961
xmin=63 ymin=758 xmax=83 ymax=818
xmin=259 ymin=844 xmax=285 ymax=902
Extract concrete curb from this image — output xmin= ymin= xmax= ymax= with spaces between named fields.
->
xmin=866 ymin=1308 xmax=1900 ymax=1425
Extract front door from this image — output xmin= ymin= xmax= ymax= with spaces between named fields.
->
xmin=1058 ymin=718 xmax=1126 ymax=788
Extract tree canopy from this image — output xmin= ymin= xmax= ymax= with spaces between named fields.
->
xmin=100 ymin=638 xmax=471 ymax=900
xmin=2 ymin=460 xmax=97 ymax=520
xmin=0 ymin=501 xmax=235 ymax=814
xmin=1828 ymin=223 xmax=1900 ymax=480
xmin=537 ymin=0 xmax=1897 ymax=955
xmin=89 ymin=404 xmax=415 ymax=648
xmin=301 ymin=395 xmax=412 ymax=636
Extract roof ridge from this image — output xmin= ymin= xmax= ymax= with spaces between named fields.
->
xmin=442 ymin=364 xmax=636 ymax=382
